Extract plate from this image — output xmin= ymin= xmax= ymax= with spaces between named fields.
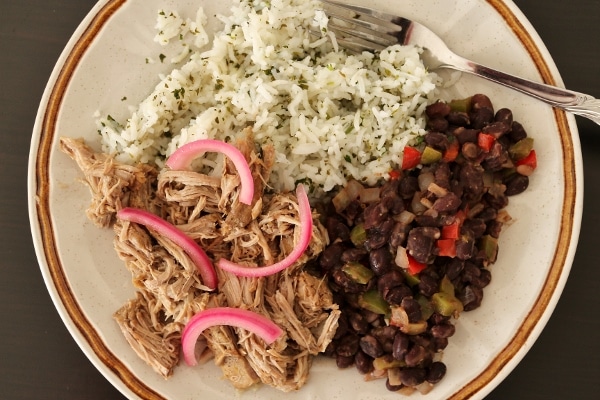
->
xmin=28 ymin=0 xmax=583 ymax=399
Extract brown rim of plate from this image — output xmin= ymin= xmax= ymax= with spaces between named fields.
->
xmin=33 ymin=0 xmax=577 ymax=399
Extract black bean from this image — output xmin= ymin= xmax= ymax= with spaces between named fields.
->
xmin=404 ymin=344 xmax=430 ymax=367
xmin=414 ymin=214 xmax=440 ymax=227
xmin=334 ymin=314 xmax=349 ymax=340
xmin=399 ymin=367 xmax=427 ymax=387
xmin=455 ymin=230 xmax=476 ymax=260
xmin=319 ymin=243 xmax=343 ymax=270
xmin=471 ymin=268 xmax=492 ymax=289
xmin=425 ymin=132 xmax=450 ymax=150
xmin=349 ymin=312 xmax=369 ymax=334
xmin=509 ymin=120 xmax=528 ymax=142
xmin=482 ymin=121 xmax=510 ymax=138
xmin=462 ymin=262 xmax=481 ymax=281
xmin=401 ymin=297 xmax=422 ymax=322
xmin=381 ymin=192 xmax=405 ymax=215
xmin=429 ymin=312 xmax=449 ymax=325
xmin=478 ymin=207 xmax=497 ymax=222
xmin=471 ymin=108 xmax=495 ymax=129
xmin=377 ymin=270 xmax=404 ymax=294
xmin=446 ymin=258 xmax=464 ymax=281
xmin=494 ymin=108 xmax=513 ymax=126
xmin=363 ymin=309 xmax=381 ymax=325
xmin=332 ymin=267 xmax=363 ymax=293
xmin=471 ymin=94 xmax=494 ymax=112
xmin=398 ymin=175 xmax=419 ymax=199
xmin=418 ymin=273 xmax=439 ymax=297
xmin=426 ymin=362 xmax=447 ymax=384
xmin=486 ymin=220 xmax=503 ymax=238
xmin=453 ymin=127 xmax=479 ymax=144
xmin=427 ymin=117 xmax=449 ymax=132
xmin=469 ymin=94 xmax=495 ymax=129
xmin=505 ymin=174 xmax=529 ymax=196
xmin=462 ymin=218 xmax=486 ymax=238
xmin=462 ymin=141 xmax=481 ymax=161
xmin=363 ymin=202 xmax=388 ymax=230
xmin=344 ymin=200 xmax=363 ymax=223
xmin=433 ymin=192 xmax=461 ymax=213
xmin=364 ymin=231 xmax=388 ymax=250
xmin=336 ymin=354 xmax=355 ymax=368
xmin=432 ymin=337 xmax=449 ymax=352
xmin=384 ymin=285 xmax=413 ymax=305
xmin=336 ymin=333 xmax=360 ymax=357
xmin=426 ymin=100 xmax=452 ymax=118
xmin=368 ymin=247 xmax=393 ymax=276
xmin=380 ymin=178 xmax=400 ymax=199
xmin=407 ymin=227 xmax=440 ymax=264
xmin=392 ymin=332 xmax=410 ymax=361
xmin=372 ymin=325 xmax=398 ymax=353
xmin=377 ymin=219 xmax=396 ymax=236
xmin=459 ymin=285 xmax=484 ymax=311
xmin=431 ymin=323 xmax=456 ymax=338
xmin=411 ymin=334 xmax=432 ymax=350
xmin=484 ymin=188 xmax=509 ymax=210
xmin=359 ymin=335 xmax=384 ymax=358
xmin=389 ymin=222 xmax=409 ymax=247
xmin=343 ymin=292 xmax=361 ymax=309
xmin=324 ymin=340 xmax=337 ymax=357
xmin=341 ymin=247 xmax=368 ymax=263
xmin=459 ymin=163 xmax=484 ymax=199
xmin=447 ymin=111 xmax=470 ymax=126
xmin=326 ymin=217 xmax=351 ymax=242
xmin=434 ymin=162 xmax=452 ymax=189
xmin=354 ymin=350 xmax=374 ymax=374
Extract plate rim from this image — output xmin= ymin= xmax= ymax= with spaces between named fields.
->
xmin=27 ymin=0 xmax=583 ymax=399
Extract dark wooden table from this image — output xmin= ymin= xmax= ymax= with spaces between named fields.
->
xmin=1 ymin=1 xmax=598 ymax=399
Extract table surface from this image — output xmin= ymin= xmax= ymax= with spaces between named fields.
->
xmin=1 ymin=1 xmax=599 ymax=399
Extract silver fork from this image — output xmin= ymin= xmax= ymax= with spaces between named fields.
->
xmin=319 ymin=0 xmax=600 ymax=125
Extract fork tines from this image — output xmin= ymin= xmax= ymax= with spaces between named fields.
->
xmin=319 ymin=0 xmax=410 ymax=52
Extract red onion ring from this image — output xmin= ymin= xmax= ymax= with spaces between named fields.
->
xmin=217 ymin=184 xmax=312 ymax=277
xmin=166 ymin=139 xmax=254 ymax=205
xmin=181 ymin=307 xmax=283 ymax=366
xmin=117 ymin=207 xmax=218 ymax=290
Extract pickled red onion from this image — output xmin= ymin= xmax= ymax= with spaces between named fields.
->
xmin=165 ymin=139 xmax=254 ymax=205
xmin=117 ymin=207 xmax=218 ymax=290
xmin=217 ymin=184 xmax=312 ymax=277
xmin=182 ymin=307 xmax=283 ymax=366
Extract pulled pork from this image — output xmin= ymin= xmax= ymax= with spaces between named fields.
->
xmin=60 ymin=132 xmax=339 ymax=391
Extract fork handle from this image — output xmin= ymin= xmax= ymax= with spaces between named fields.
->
xmin=462 ymin=61 xmax=600 ymax=125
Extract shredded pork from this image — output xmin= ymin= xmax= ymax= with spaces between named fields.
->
xmin=59 ymin=137 xmax=159 ymax=227
xmin=59 ymin=132 xmax=339 ymax=390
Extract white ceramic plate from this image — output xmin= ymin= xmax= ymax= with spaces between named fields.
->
xmin=28 ymin=0 xmax=583 ymax=399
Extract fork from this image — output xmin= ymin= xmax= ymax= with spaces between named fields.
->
xmin=319 ymin=0 xmax=600 ymax=125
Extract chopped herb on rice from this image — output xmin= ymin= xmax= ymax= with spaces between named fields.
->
xmin=96 ymin=0 xmax=441 ymax=193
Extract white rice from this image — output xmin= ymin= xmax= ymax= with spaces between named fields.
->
xmin=97 ymin=0 xmax=441 ymax=192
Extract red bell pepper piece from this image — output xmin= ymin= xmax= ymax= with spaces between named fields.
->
xmin=477 ymin=132 xmax=496 ymax=152
xmin=401 ymin=146 xmax=421 ymax=170
xmin=407 ymin=254 xmax=427 ymax=275
xmin=441 ymin=221 xmax=460 ymax=240
xmin=443 ymin=139 xmax=460 ymax=162
xmin=515 ymin=149 xmax=537 ymax=170
xmin=389 ymin=169 xmax=402 ymax=180
xmin=436 ymin=239 xmax=457 ymax=258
